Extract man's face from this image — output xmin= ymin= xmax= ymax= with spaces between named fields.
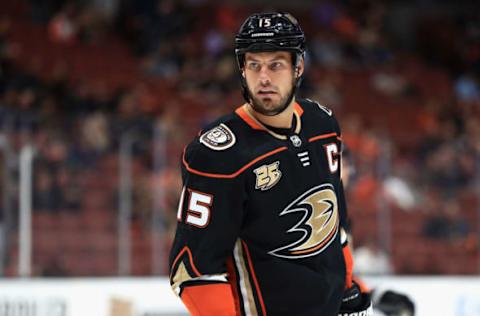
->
xmin=243 ymin=51 xmax=303 ymax=116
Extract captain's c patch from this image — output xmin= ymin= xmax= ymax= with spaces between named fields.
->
xmin=200 ymin=123 xmax=236 ymax=151
xmin=254 ymin=161 xmax=282 ymax=191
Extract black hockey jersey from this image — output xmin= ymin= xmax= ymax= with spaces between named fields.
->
xmin=170 ymin=99 xmax=349 ymax=316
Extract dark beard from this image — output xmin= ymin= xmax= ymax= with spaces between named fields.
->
xmin=248 ymin=83 xmax=295 ymax=116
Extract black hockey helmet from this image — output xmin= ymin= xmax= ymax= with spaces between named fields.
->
xmin=234 ymin=12 xmax=306 ymax=110
xmin=235 ymin=12 xmax=306 ymax=69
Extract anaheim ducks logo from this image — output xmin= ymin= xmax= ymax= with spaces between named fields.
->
xmin=269 ymin=184 xmax=339 ymax=259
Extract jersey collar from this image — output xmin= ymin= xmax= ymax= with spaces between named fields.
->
xmin=235 ymin=102 xmax=303 ymax=140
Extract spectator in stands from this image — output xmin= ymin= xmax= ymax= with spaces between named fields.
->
xmin=81 ymin=112 xmax=111 ymax=154
xmin=354 ymin=2 xmax=392 ymax=65
xmin=423 ymin=198 xmax=470 ymax=241
xmin=370 ymin=61 xmax=414 ymax=98
xmin=48 ymin=2 xmax=77 ymax=44
xmin=306 ymin=68 xmax=344 ymax=110
xmin=33 ymin=165 xmax=63 ymax=212
xmin=464 ymin=116 xmax=480 ymax=157
xmin=455 ymin=72 xmax=480 ymax=104
xmin=55 ymin=165 xmax=81 ymax=211
xmin=424 ymin=143 xmax=472 ymax=196
xmin=354 ymin=238 xmax=392 ymax=275
xmin=310 ymin=30 xmax=344 ymax=68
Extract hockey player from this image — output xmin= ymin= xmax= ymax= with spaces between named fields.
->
xmin=169 ymin=12 xmax=372 ymax=315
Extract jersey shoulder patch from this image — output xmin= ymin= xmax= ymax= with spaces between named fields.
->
xmin=199 ymin=123 xmax=236 ymax=151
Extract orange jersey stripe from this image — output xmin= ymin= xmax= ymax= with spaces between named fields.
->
xmin=235 ymin=106 xmax=264 ymax=130
xmin=235 ymin=102 xmax=304 ymax=131
xmin=342 ymin=244 xmax=354 ymax=289
xmin=308 ymin=132 xmax=338 ymax=143
xmin=170 ymin=246 xmax=202 ymax=277
xmin=352 ymin=275 xmax=370 ymax=292
xmin=183 ymin=146 xmax=288 ymax=179
xmin=242 ymin=240 xmax=267 ymax=316
xmin=293 ymin=102 xmax=304 ymax=116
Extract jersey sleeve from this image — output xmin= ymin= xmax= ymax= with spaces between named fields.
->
xmin=307 ymin=98 xmax=351 ymax=232
xmin=330 ymin=109 xmax=355 ymax=289
xmin=169 ymin=142 xmax=246 ymax=315
xmin=333 ymin=114 xmax=365 ymax=291
xmin=328 ymin=112 xmax=350 ymax=231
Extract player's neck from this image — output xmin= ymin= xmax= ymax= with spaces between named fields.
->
xmin=248 ymin=101 xmax=295 ymax=129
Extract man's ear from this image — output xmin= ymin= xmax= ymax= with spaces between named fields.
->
xmin=241 ymin=69 xmax=246 ymax=78
xmin=296 ymin=58 xmax=305 ymax=78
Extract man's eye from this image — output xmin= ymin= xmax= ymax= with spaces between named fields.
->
xmin=248 ymin=63 xmax=260 ymax=71
xmin=270 ymin=62 xmax=283 ymax=70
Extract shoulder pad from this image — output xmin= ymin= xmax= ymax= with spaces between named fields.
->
xmin=199 ymin=123 xmax=236 ymax=151
xmin=183 ymin=120 xmax=247 ymax=177
xmin=304 ymin=98 xmax=333 ymax=116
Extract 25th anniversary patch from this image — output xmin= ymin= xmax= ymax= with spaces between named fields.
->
xmin=199 ymin=123 xmax=236 ymax=151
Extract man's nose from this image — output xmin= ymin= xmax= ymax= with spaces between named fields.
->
xmin=258 ymin=67 xmax=271 ymax=86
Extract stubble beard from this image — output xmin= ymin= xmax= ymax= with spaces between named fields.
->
xmin=248 ymin=84 xmax=294 ymax=116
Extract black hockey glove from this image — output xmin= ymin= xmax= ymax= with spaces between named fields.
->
xmin=374 ymin=289 xmax=415 ymax=316
xmin=338 ymin=281 xmax=373 ymax=316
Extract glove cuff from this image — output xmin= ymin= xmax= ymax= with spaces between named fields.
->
xmin=338 ymin=301 xmax=373 ymax=316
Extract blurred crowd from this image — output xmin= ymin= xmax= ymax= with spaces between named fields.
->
xmin=0 ymin=0 xmax=479 ymax=276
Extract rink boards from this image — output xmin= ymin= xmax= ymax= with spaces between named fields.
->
xmin=0 ymin=276 xmax=478 ymax=316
